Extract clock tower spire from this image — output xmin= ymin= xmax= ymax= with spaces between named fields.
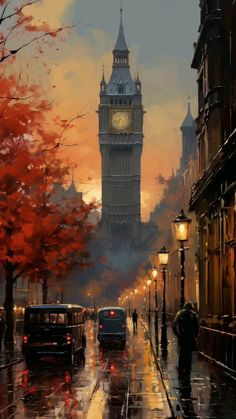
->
xmin=98 ymin=9 xmax=144 ymax=249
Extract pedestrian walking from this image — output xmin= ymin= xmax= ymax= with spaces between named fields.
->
xmin=132 ymin=309 xmax=138 ymax=333
xmin=0 ymin=315 xmax=5 ymax=350
xmin=172 ymin=301 xmax=199 ymax=380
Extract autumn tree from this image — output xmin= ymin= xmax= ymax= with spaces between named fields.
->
xmin=0 ymin=1 xmax=94 ymax=345
xmin=28 ymin=199 xmax=93 ymax=305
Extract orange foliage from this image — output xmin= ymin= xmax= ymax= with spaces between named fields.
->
xmin=0 ymin=74 xmax=94 ymax=285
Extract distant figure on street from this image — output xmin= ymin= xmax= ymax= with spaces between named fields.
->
xmin=132 ymin=309 xmax=138 ymax=333
xmin=172 ymin=301 xmax=199 ymax=380
xmin=0 ymin=315 xmax=5 ymax=350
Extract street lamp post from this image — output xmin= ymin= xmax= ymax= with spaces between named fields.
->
xmin=172 ymin=209 xmax=191 ymax=308
xmin=146 ymin=278 xmax=152 ymax=324
xmin=151 ymin=266 xmax=158 ymax=344
xmin=130 ymin=291 xmax=133 ymax=315
xmin=143 ymin=286 xmax=147 ymax=312
xmin=158 ymin=246 xmax=169 ymax=346
xmin=134 ymin=288 xmax=138 ymax=309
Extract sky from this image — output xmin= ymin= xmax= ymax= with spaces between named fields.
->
xmin=23 ymin=0 xmax=199 ymax=220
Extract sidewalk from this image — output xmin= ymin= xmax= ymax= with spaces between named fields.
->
xmin=145 ymin=316 xmax=236 ymax=419
xmin=126 ymin=318 xmax=174 ymax=418
xmin=0 ymin=335 xmax=24 ymax=370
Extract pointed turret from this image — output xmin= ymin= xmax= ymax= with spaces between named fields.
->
xmin=112 ymin=8 xmax=129 ymax=67
xmin=181 ymin=100 xmax=195 ymax=129
xmin=106 ymin=8 xmax=135 ymax=96
xmin=100 ymin=65 xmax=107 ymax=95
xmin=114 ymin=8 xmax=129 ymax=52
xmin=135 ymin=71 xmax=142 ymax=94
xmin=66 ymin=173 xmax=82 ymax=200
xmin=67 ymin=179 xmax=78 ymax=198
xmin=180 ymin=100 xmax=197 ymax=172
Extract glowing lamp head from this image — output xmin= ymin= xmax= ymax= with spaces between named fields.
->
xmin=173 ymin=209 xmax=191 ymax=242
xmin=146 ymin=278 xmax=152 ymax=287
xmin=151 ymin=266 xmax=158 ymax=279
xmin=158 ymin=246 xmax=169 ymax=266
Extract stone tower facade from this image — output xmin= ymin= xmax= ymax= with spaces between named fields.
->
xmin=98 ymin=10 xmax=143 ymax=249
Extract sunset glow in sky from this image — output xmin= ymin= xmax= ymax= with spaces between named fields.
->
xmin=23 ymin=0 xmax=199 ymax=220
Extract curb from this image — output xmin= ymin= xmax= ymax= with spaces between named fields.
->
xmin=0 ymin=354 xmax=24 ymax=371
xmin=141 ymin=319 xmax=184 ymax=419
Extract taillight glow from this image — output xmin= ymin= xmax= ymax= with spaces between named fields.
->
xmin=23 ymin=336 xmax=28 ymax=344
xmin=110 ymin=363 xmax=115 ymax=372
xmin=122 ymin=324 xmax=126 ymax=328
xmin=99 ymin=324 xmax=103 ymax=329
xmin=110 ymin=311 xmax=115 ymax=316
xmin=66 ymin=333 xmax=71 ymax=344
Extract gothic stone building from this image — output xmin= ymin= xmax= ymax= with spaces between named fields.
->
xmin=190 ymin=0 xmax=236 ymax=372
xmin=150 ymin=102 xmax=198 ymax=315
xmin=98 ymin=9 xmax=143 ymax=250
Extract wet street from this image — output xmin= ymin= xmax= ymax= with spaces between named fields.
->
xmin=147 ymin=317 xmax=236 ymax=419
xmin=0 ymin=320 xmax=172 ymax=418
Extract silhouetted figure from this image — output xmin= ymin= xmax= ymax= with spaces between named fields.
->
xmin=132 ymin=309 xmax=138 ymax=333
xmin=173 ymin=301 xmax=199 ymax=380
xmin=0 ymin=315 xmax=5 ymax=350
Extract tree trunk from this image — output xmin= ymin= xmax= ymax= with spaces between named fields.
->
xmin=42 ymin=278 xmax=48 ymax=304
xmin=3 ymin=269 xmax=15 ymax=346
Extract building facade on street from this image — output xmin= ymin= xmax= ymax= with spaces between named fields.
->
xmin=150 ymin=101 xmax=198 ymax=315
xmin=190 ymin=0 xmax=236 ymax=372
xmin=98 ymin=8 xmax=143 ymax=250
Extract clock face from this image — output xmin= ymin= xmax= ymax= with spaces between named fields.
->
xmin=111 ymin=110 xmax=131 ymax=132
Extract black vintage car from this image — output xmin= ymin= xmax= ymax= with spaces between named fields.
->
xmin=22 ymin=304 xmax=86 ymax=365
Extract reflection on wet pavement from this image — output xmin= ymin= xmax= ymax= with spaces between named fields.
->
xmin=147 ymin=319 xmax=236 ymax=419
xmin=0 ymin=320 xmax=172 ymax=418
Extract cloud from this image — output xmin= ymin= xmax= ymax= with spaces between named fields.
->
xmin=24 ymin=0 xmax=74 ymax=28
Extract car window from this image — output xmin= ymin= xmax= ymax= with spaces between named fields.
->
xmin=100 ymin=310 xmax=124 ymax=319
xmin=29 ymin=312 xmax=68 ymax=325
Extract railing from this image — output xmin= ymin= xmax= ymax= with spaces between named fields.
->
xmin=199 ymin=326 xmax=236 ymax=373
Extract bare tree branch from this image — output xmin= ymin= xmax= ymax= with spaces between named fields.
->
xmin=1 ymin=16 xmax=27 ymax=59
xmin=58 ymin=113 xmax=87 ymax=146
xmin=0 ymin=0 xmax=40 ymax=25
xmin=0 ymin=1 xmax=10 ymax=26
xmin=0 ymin=94 xmax=33 ymax=100
xmin=60 ymin=143 xmax=80 ymax=147
xmin=0 ymin=23 xmax=76 ymax=63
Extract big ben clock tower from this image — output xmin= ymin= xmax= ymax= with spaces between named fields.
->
xmin=98 ymin=8 xmax=144 ymax=249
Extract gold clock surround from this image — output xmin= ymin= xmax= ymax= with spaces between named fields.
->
xmin=110 ymin=109 xmax=132 ymax=133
